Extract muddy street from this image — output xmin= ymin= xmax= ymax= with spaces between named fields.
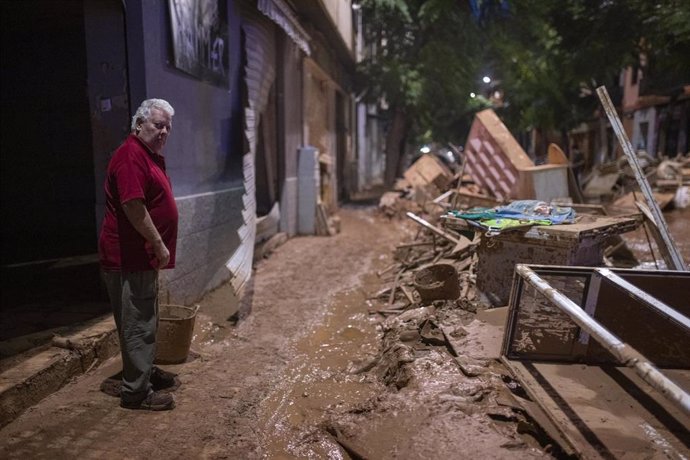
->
xmin=2 ymin=205 xmax=690 ymax=459
xmin=3 ymin=1 xmax=690 ymax=458
xmin=0 ymin=204 xmax=559 ymax=459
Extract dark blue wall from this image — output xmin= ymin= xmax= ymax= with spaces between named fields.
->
xmin=126 ymin=0 xmax=244 ymax=197
xmin=123 ymin=0 xmax=249 ymax=303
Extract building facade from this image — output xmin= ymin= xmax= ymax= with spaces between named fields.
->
xmin=1 ymin=0 xmax=379 ymax=320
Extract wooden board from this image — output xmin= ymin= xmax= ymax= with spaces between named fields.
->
xmin=503 ymin=360 xmax=690 ymax=459
xmin=444 ymin=214 xmax=641 ymax=241
xmin=464 ymin=109 xmax=533 ymax=200
xmin=474 ymin=109 xmax=534 ymax=169
xmin=532 ymin=215 xmax=641 ymax=239
xmin=613 ymin=191 xmax=675 ymax=210
xmin=547 ymin=143 xmax=569 ymax=165
xmin=403 ymin=154 xmax=452 ymax=190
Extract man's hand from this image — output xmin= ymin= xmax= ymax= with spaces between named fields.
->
xmin=122 ymin=199 xmax=169 ymax=269
xmin=152 ymin=240 xmax=170 ymax=269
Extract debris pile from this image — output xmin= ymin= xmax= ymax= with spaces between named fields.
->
xmin=335 ymin=267 xmax=563 ymax=457
xmin=362 ymin=99 xmax=689 ymax=457
xmin=366 ymin=210 xmax=478 ymax=316
xmin=582 ymin=153 xmax=690 ymax=210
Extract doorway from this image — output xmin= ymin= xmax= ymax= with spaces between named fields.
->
xmin=0 ymin=0 xmax=128 ymax=342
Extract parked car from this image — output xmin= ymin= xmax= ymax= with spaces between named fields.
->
xmin=410 ymin=143 xmax=462 ymax=173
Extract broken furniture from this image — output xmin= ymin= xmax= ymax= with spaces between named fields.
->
xmin=502 ymin=264 xmax=690 ymax=458
xmin=403 ymin=153 xmax=453 ymax=192
xmin=442 ymin=214 xmax=641 ymax=306
xmin=464 ymin=109 xmax=569 ymax=202
xmin=406 ymin=212 xmax=476 ymax=261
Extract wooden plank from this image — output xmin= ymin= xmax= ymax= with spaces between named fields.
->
xmin=614 ymin=191 xmax=675 ymax=210
xmin=403 ymin=154 xmax=452 ymax=190
xmin=405 ymin=212 xmax=461 ymax=245
xmin=444 ymin=214 xmax=640 ymax=240
xmin=387 ymin=270 xmax=403 ymax=308
xmin=534 ymin=216 xmax=641 ymax=239
xmin=400 ymin=285 xmax=416 ymax=305
xmin=433 ymin=190 xmax=454 ymax=204
xmin=315 ymin=202 xmax=329 ymax=236
xmin=474 ymin=109 xmax=534 ymax=169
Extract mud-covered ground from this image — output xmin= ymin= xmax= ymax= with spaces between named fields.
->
xmin=0 ymin=204 xmax=555 ymax=459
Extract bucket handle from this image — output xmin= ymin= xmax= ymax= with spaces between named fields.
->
xmin=191 ymin=304 xmax=200 ymax=316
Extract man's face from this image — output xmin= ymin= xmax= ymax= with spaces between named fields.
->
xmin=135 ymin=108 xmax=172 ymax=154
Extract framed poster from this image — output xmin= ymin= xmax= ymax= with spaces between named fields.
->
xmin=169 ymin=0 xmax=228 ymax=86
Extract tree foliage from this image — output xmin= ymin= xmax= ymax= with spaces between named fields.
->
xmin=357 ymin=0 xmax=488 ymax=146
xmin=487 ymin=0 xmax=690 ymax=132
xmin=356 ymin=0 xmax=690 ymax=146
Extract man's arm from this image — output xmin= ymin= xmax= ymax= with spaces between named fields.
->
xmin=121 ymin=199 xmax=170 ymax=269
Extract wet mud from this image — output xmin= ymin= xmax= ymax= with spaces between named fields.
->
xmin=252 ymin=248 xmax=556 ymax=457
xmin=621 ymin=206 xmax=690 ymax=268
xmin=249 ymin=205 xmax=690 ymax=459
xmin=2 ymin=205 xmax=687 ymax=458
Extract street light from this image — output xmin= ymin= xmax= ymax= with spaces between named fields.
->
xmin=482 ymin=76 xmax=491 ymax=84
xmin=470 ymin=92 xmax=476 ymax=98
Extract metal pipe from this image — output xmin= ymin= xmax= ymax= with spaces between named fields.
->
xmin=405 ymin=212 xmax=460 ymax=245
xmin=596 ymin=86 xmax=686 ymax=271
xmin=516 ymin=264 xmax=690 ymax=416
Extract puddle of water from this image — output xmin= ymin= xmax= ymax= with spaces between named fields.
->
xmin=258 ymin=286 xmax=384 ymax=458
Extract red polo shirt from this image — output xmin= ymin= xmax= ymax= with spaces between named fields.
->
xmin=99 ymin=135 xmax=178 ymax=271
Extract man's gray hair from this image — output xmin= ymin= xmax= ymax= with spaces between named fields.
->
xmin=131 ymin=98 xmax=175 ymax=132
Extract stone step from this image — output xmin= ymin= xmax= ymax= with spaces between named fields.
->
xmin=0 ymin=315 xmax=118 ymax=428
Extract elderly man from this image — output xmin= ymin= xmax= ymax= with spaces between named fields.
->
xmin=99 ymin=98 xmax=178 ymax=411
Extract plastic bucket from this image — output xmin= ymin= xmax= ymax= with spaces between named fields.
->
xmin=414 ymin=264 xmax=460 ymax=302
xmin=155 ymin=304 xmax=199 ymax=364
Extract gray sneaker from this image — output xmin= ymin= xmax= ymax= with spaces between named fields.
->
xmin=121 ymin=391 xmax=175 ymax=411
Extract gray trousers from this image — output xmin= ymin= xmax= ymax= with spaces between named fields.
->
xmin=102 ymin=270 xmax=158 ymax=403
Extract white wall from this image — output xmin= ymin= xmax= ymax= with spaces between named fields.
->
xmin=322 ymin=0 xmax=353 ymax=52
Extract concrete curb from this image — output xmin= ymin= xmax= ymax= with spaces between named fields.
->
xmin=0 ymin=315 xmax=118 ymax=428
